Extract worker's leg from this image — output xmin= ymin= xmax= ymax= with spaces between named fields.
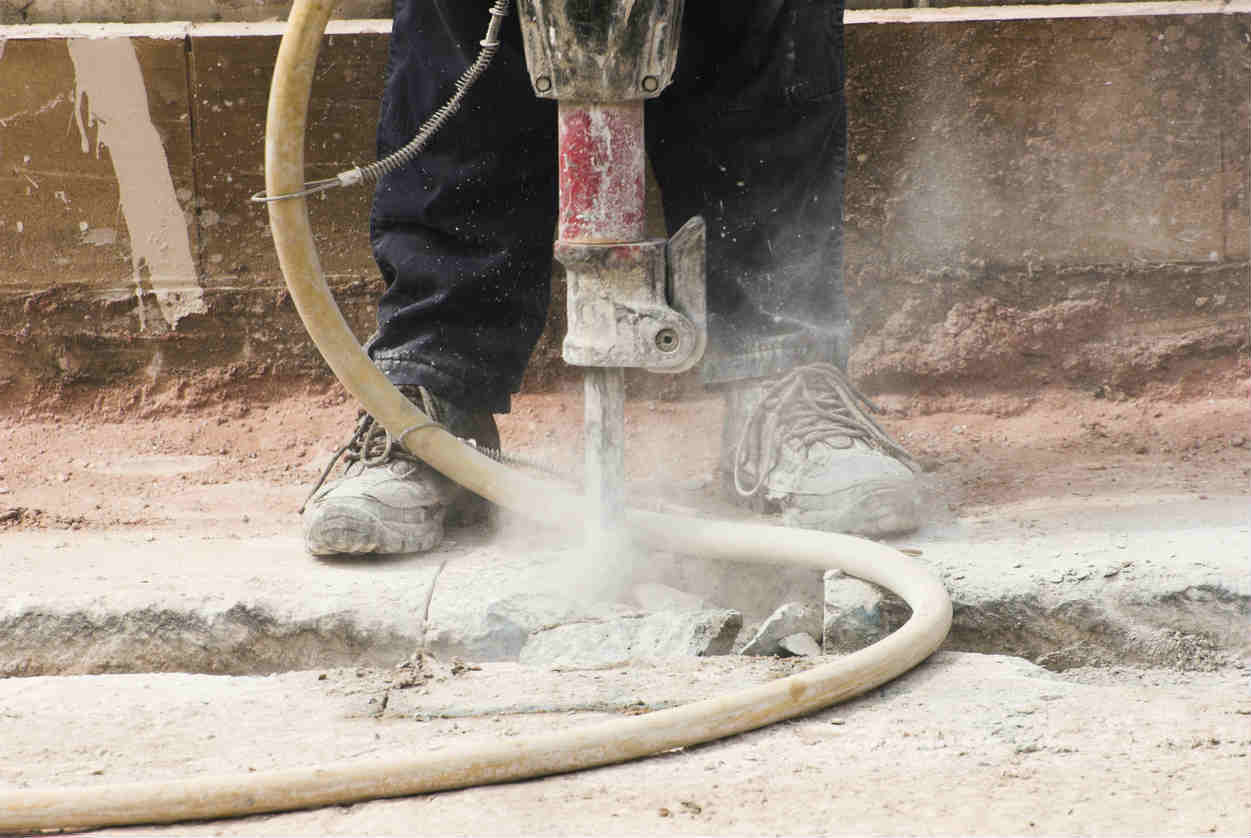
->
xmin=647 ymin=0 xmax=850 ymax=385
xmin=649 ymin=0 xmax=921 ymax=537
xmin=304 ymin=0 xmax=554 ymax=555
xmin=367 ymin=0 xmax=557 ymax=416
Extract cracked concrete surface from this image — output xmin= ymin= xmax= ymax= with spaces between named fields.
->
xmin=0 ymin=652 xmax=1246 ymax=835
xmin=0 ymin=388 xmax=1246 ymax=832
xmin=1 ymin=492 xmax=1245 ymax=675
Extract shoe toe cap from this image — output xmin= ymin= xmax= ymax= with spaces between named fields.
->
xmin=766 ymin=442 xmax=917 ymax=495
xmin=302 ymin=506 xmax=381 ymax=555
xmin=766 ymin=443 xmax=922 ymax=537
xmin=780 ymin=479 xmax=921 ymax=537
xmin=302 ymin=474 xmax=447 ymax=556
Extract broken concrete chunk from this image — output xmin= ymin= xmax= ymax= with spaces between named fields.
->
xmin=632 ymin=582 xmax=708 ymax=613
xmin=823 ymin=569 xmax=887 ymax=653
xmin=634 ymin=609 xmax=741 ymax=658
xmin=778 ymin=632 xmax=822 ymax=657
xmin=740 ymin=602 xmax=821 ymax=656
xmin=427 ymin=593 xmax=628 ymax=662
xmin=519 ymin=609 xmax=742 ymax=668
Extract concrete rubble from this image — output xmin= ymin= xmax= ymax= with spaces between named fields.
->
xmin=426 ymin=592 xmax=634 ymax=662
xmin=778 ymin=632 xmax=822 ymax=657
xmin=739 ymin=602 xmax=822 ymax=656
xmin=822 ymin=569 xmax=890 ymax=653
xmin=518 ymin=609 xmax=742 ymax=668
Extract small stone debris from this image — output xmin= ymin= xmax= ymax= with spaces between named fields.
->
xmin=822 ymin=571 xmax=887 ymax=654
xmin=449 ymin=658 xmax=481 ymax=676
xmin=389 ymin=651 xmax=479 ymax=689
xmin=778 ymin=632 xmax=821 ymax=657
xmin=741 ymin=602 xmax=821 ymax=656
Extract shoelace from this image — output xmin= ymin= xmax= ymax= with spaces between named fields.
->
xmin=299 ymin=387 xmax=444 ymax=514
xmin=733 ymin=363 xmax=920 ymax=498
xmin=300 ymin=387 xmax=573 ymax=513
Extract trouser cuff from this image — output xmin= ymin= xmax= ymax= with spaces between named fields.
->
xmin=701 ymin=321 xmax=851 ymax=386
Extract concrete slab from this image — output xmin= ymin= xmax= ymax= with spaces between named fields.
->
xmin=0 ymin=532 xmax=443 ymax=675
xmin=905 ymin=492 xmax=1250 ymax=668
xmin=1 ymin=490 xmax=1246 ymax=675
xmin=0 ymin=652 xmax=1246 ymax=835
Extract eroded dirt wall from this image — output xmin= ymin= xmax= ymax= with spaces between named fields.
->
xmin=843 ymin=14 xmax=1249 ymax=402
xmin=0 ymin=0 xmax=387 ymax=24
xmin=0 ymin=14 xmax=1246 ymax=414
xmin=0 ymin=26 xmax=384 ymax=406
xmin=2 ymin=0 xmax=917 ymax=26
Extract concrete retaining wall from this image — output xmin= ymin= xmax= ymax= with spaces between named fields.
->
xmin=0 ymin=10 xmax=1246 ymax=408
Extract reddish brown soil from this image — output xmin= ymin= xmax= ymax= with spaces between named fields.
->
xmin=1 ymin=369 xmax=1246 ymax=540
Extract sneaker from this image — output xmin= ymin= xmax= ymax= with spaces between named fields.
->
xmin=724 ymin=363 xmax=922 ymax=537
xmin=301 ymin=388 xmax=499 ymax=556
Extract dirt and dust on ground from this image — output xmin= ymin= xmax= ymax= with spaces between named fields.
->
xmin=0 ymin=362 xmax=1248 ymax=834
xmin=1 ymin=360 xmax=1246 ymax=538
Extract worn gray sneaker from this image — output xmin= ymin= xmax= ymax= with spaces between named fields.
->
xmin=724 ymin=363 xmax=922 ymax=538
xmin=302 ymin=389 xmax=499 ymax=557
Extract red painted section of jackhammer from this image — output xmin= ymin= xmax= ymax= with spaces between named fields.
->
xmin=557 ymin=101 xmax=646 ymax=243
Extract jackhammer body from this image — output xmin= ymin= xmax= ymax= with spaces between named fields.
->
xmin=515 ymin=0 xmax=707 ymax=541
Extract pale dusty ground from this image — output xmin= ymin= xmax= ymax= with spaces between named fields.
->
xmin=1 ymin=382 xmax=1248 ymax=537
xmin=0 ymin=383 xmax=1248 ymax=834
xmin=0 ymin=653 xmax=1247 ymax=835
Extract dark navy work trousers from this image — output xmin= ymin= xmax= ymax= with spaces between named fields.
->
xmin=369 ymin=0 xmax=849 ymax=414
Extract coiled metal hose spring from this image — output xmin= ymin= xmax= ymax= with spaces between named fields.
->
xmin=253 ymin=0 xmax=512 ymax=203
xmin=345 ymin=0 xmax=512 ymax=187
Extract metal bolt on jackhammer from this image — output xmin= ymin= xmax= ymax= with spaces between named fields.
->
xmin=655 ymin=328 xmax=679 ymax=353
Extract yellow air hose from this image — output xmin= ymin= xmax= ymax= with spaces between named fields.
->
xmin=0 ymin=0 xmax=951 ymax=829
